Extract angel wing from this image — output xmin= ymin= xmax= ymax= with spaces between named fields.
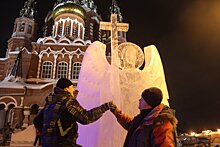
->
xmin=76 ymin=41 xmax=124 ymax=147
xmin=77 ymin=41 xmax=110 ymax=105
xmin=76 ymin=41 xmax=169 ymax=147
xmin=142 ymin=45 xmax=169 ymax=106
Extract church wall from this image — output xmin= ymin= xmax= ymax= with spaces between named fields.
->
xmin=24 ymin=84 xmax=53 ymax=107
xmin=84 ymin=11 xmax=102 ymax=42
xmin=72 ymin=54 xmax=83 ymax=62
xmin=8 ymin=37 xmax=32 ymax=52
xmin=0 ymin=94 xmax=24 ymax=127
xmin=27 ymin=54 xmax=39 ymax=78
xmin=7 ymin=54 xmax=19 ymax=76
xmin=0 ymin=83 xmax=53 ymax=128
xmin=0 ymin=59 xmax=10 ymax=81
xmin=0 ymin=88 xmax=26 ymax=98
xmin=28 ymin=43 xmax=87 ymax=80
xmin=0 ymin=96 xmax=18 ymax=108
xmin=21 ymin=50 xmax=32 ymax=79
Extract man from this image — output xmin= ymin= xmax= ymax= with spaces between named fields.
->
xmin=110 ymin=87 xmax=178 ymax=147
xmin=34 ymin=78 xmax=112 ymax=147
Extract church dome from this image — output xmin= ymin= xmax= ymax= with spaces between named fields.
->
xmin=52 ymin=1 xmax=86 ymax=20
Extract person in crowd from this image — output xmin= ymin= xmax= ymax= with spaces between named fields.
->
xmin=34 ymin=78 xmax=113 ymax=147
xmin=110 ymin=87 xmax=178 ymax=147
xmin=33 ymin=124 xmax=41 ymax=146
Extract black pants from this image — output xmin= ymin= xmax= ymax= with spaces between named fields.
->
xmin=33 ymin=135 xmax=42 ymax=146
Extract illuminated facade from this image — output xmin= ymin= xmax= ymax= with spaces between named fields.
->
xmin=0 ymin=0 xmax=126 ymax=129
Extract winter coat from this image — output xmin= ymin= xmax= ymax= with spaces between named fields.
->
xmin=34 ymin=87 xmax=109 ymax=147
xmin=114 ymin=104 xmax=178 ymax=147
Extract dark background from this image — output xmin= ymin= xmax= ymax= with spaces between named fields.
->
xmin=1 ymin=0 xmax=220 ymax=133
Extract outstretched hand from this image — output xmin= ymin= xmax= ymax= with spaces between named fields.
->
xmin=102 ymin=101 xmax=121 ymax=114
xmin=109 ymin=101 xmax=120 ymax=115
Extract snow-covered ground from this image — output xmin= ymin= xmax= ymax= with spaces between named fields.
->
xmin=10 ymin=125 xmax=35 ymax=146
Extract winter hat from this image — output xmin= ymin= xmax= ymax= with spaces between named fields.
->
xmin=56 ymin=78 xmax=73 ymax=89
xmin=141 ymin=87 xmax=163 ymax=108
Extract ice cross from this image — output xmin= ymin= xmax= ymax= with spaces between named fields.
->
xmin=100 ymin=14 xmax=129 ymax=67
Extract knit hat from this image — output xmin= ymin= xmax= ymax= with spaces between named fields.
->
xmin=56 ymin=78 xmax=73 ymax=89
xmin=141 ymin=87 xmax=163 ymax=108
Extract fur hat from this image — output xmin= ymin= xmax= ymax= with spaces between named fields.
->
xmin=141 ymin=87 xmax=163 ymax=108
xmin=56 ymin=78 xmax=73 ymax=89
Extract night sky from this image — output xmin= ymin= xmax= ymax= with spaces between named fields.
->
xmin=1 ymin=0 xmax=220 ymax=133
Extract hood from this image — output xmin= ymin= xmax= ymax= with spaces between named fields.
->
xmin=142 ymin=104 xmax=178 ymax=128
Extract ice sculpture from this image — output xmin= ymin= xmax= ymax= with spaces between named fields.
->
xmin=76 ymin=41 xmax=169 ymax=147
xmin=76 ymin=14 xmax=169 ymax=147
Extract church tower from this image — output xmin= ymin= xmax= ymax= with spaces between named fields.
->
xmin=0 ymin=0 xmax=37 ymax=81
xmin=7 ymin=0 xmax=37 ymax=53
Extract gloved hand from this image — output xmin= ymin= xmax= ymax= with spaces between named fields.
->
xmin=109 ymin=101 xmax=121 ymax=115
xmin=100 ymin=101 xmax=113 ymax=112
xmin=100 ymin=101 xmax=121 ymax=114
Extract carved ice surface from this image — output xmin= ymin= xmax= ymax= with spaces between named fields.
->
xmin=118 ymin=42 xmax=144 ymax=69
xmin=76 ymin=41 xmax=169 ymax=147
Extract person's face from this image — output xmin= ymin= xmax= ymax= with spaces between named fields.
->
xmin=138 ymin=97 xmax=152 ymax=110
xmin=64 ymin=85 xmax=75 ymax=97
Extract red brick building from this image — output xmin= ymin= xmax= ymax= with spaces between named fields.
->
xmin=0 ymin=0 xmax=126 ymax=129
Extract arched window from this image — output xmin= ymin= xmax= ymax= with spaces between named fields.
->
xmin=0 ymin=103 xmax=5 ymax=110
xmin=0 ymin=103 xmax=6 ymax=129
xmin=72 ymin=62 xmax=81 ymax=80
xmin=59 ymin=26 xmax=63 ymax=35
xmin=27 ymin=25 xmax=32 ymax=34
xmin=6 ymin=104 xmax=15 ymax=124
xmin=13 ymin=24 xmax=17 ymax=32
xmin=66 ymin=26 xmax=70 ymax=35
xmin=41 ymin=61 xmax=53 ymax=79
xmin=57 ymin=61 xmax=68 ymax=78
xmin=73 ymin=26 xmax=77 ymax=36
xmin=19 ymin=22 xmax=25 ymax=32
xmin=90 ymin=23 xmax=93 ymax=36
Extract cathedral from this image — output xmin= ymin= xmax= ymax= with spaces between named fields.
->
xmin=0 ymin=0 xmax=126 ymax=129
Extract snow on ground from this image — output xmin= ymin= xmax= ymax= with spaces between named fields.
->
xmin=10 ymin=125 xmax=35 ymax=146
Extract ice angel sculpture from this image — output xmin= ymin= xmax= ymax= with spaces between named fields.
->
xmin=76 ymin=41 xmax=169 ymax=147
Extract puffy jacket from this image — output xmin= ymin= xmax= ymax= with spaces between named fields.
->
xmin=114 ymin=104 xmax=178 ymax=147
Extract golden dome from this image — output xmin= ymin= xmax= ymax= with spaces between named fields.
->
xmin=52 ymin=2 xmax=86 ymax=20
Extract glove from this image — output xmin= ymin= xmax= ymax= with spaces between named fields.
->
xmin=100 ymin=101 xmax=112 ymax=112
xmin=109 ymin=101 xmax=121 ymax=115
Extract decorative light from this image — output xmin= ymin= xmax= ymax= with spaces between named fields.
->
xmin=190 ymin=132 xmax=196 ymax=136
xmin=202 ymin=130 xmax=212 ymax=134
xmin=217 ymin=129 xmax=220 ymax=132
